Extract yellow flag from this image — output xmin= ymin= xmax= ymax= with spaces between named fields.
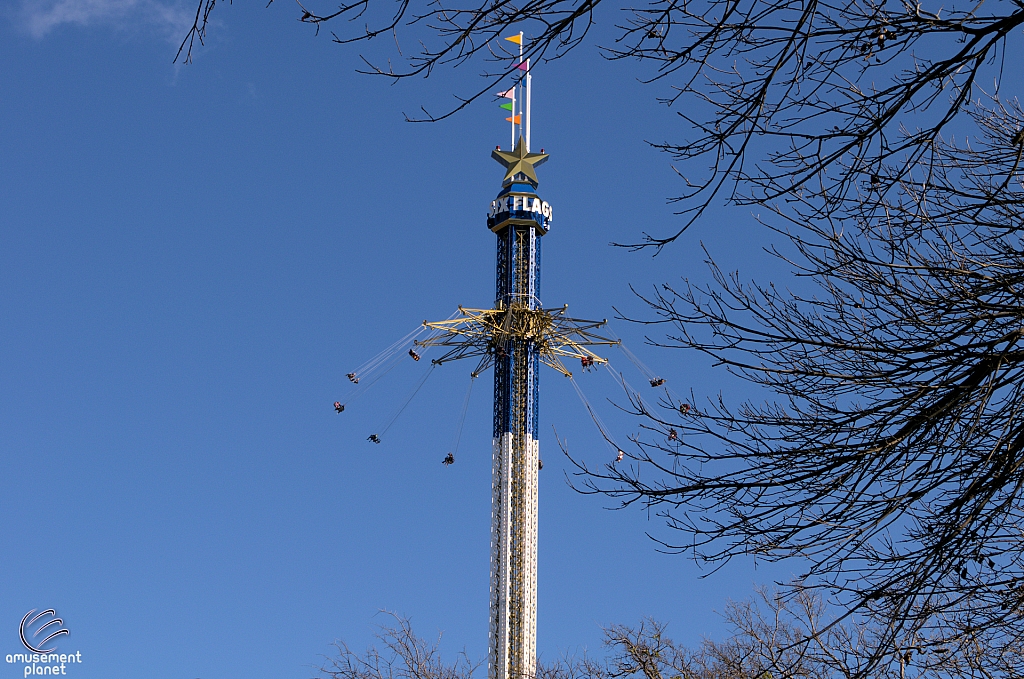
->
xmin=504 ymin=34 xmax=522 ymax=45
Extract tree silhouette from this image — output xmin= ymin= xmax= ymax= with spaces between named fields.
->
xmin=181 ymin=1 xmax=1024 ymax=672
xmin=575 ymin=96 xmax=1024 ymax=671
xmin=181 ymin=0 xmax=1022 ymax=247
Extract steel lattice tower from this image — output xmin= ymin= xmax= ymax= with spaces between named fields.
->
xmin=415 ymin=60 xmax=616 ymax=679
xmin=488 ymin=144 xmax=546 ymax=679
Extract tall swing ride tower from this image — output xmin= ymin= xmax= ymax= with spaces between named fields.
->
xmin=413 ymin=33 xmax=618 ymax=679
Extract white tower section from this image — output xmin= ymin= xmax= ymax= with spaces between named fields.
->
xmin=489 ymin=431 xmax=539 ymax=679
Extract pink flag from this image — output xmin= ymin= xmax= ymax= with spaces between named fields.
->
xmin=515 ymin=61 xmax=529 ymax=71
xmin=497 ymin=88 xmax=515 ymax=99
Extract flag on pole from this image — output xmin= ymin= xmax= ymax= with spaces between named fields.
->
xmin=515 ymin=61 xmax=529 ymax=71
xmin=505 ymin=34 xmax=522 ymax=45
xmin=505 ymin=115 xmax=522 ymax=123
xmin=497 ymin=88 xmax=514 ymax=99
xmin=499 ymin=102 xmax=514 ymax=111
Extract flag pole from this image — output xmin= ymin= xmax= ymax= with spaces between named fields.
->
xmin=518 ymin=32 xmax=524 ymax=145
xmin=510 ymin=86 xmax=516 ymax=148
xmin=525 ymin=57 xmax=531 ymax=152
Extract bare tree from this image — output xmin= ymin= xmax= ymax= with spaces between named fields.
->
xmin=572 ymin=96 xmax=1024 ymax=672
xmin=318 ymin=611 xmax=480 ymax=679
xmin=316 ymin=591 xmax=1024 ymax=679
xmin=181 ymin=0 xmax=1024 ymax=672
xmin=180 ymin=0 xmax=1023 ymax=246
xmin=602 ymin=589 xmax=1024 ymax=679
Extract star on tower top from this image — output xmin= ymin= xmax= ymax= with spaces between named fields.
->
xmin=491 ymin=136 xmax=549 ymax=186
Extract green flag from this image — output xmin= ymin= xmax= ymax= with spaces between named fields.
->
xmin=500 ymin=102 xmax=514 ymax=111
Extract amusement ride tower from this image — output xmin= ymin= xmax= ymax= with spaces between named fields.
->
xmin=414 ymin=35 xmax=617 ymax=679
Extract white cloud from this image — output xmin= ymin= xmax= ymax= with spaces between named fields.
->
xmin=21 ymin=0 xmax=194 ymax=40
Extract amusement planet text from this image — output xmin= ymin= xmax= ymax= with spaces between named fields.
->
xmin=6 ymin=652 xmax=81 ymax=677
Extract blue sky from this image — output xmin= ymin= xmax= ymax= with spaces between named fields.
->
xmin=0 ymin=3 xmax=797 ymax=678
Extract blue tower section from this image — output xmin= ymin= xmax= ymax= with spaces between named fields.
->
xmin=486 ymin=169 xmax=552 ymax=679
xmin=492 ymin=181 xmax=548 ymax=442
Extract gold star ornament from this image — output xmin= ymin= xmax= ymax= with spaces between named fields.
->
xmin=491 ymin=136 xmax=549 ymax=186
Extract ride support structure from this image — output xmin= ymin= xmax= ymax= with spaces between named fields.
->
xmin=488 ymin=165 xmax=545 ymax=679
xmin=416 ymin=91 xmax=616 ymax=679
xmin=362 ymin=40 xmax=620 ymax=679
xmin=332 ymin=47 xmax=681 ymax=676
